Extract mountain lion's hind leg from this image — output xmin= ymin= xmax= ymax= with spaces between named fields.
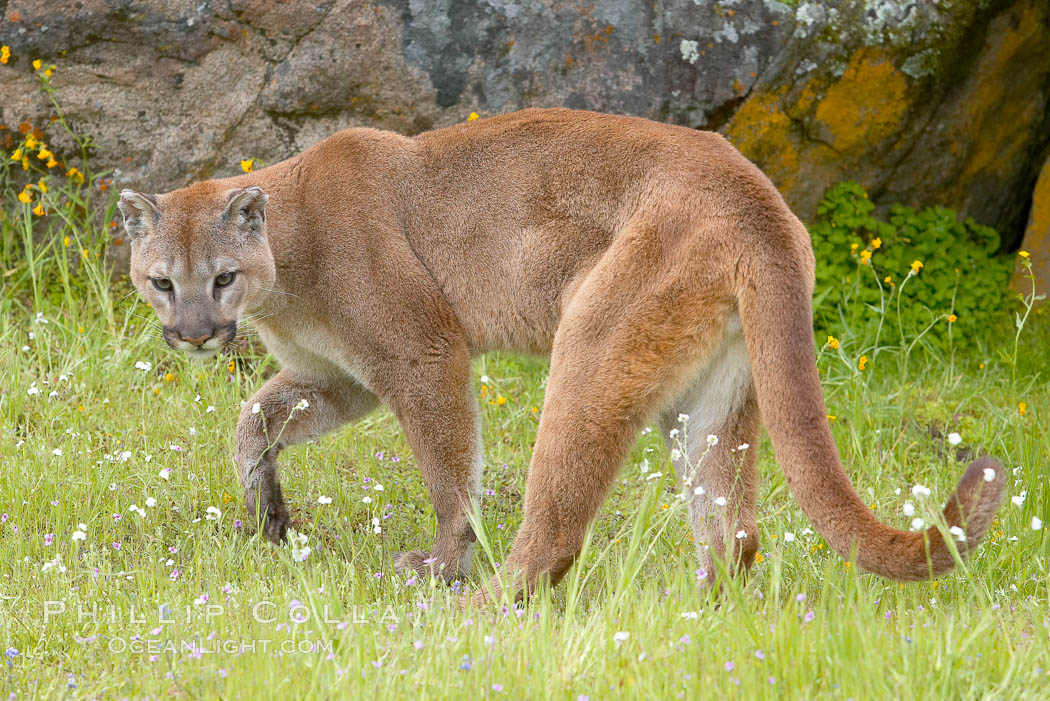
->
xmin=475 ymin=227 xmax=737 ymax=602
xmin=237 ymin=369 xmax=379 ymax=543
xmin=662 ymin=326 xmax=760 ymax=586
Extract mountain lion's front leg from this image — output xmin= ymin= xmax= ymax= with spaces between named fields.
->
xmin=381 ymin=343 xmax=481 ymax=583
xmin=236 ymin=368 xmax=379 ymax=543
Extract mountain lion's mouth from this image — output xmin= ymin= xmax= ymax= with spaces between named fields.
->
xmin=185 ymin=347 xmax=221 ymax=360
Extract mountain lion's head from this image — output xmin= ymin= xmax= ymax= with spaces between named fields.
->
xmin=118 ymin=186 xmax=276 ymax=359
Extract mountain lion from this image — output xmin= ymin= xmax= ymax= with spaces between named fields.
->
xmin=119 ymin=108 xmax=1005 ymax=600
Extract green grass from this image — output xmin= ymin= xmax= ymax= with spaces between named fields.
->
xmin=1 ymin=230 xmax=1048 ymax=700
xmin=2 ymin=94 xmax=1049 ymax=697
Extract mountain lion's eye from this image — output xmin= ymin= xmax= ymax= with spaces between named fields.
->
xmin=215 ymin=272 xmax=236 ymax=287
xmin=152 ymin=278 xmax=173 ymax=292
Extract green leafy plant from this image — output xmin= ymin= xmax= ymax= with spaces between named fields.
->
xmin=809 ymin=181 xmax=1014 ymax=352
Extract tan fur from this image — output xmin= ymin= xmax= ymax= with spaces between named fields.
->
xmin=120 ymin=108 xmax=1006 ymax=599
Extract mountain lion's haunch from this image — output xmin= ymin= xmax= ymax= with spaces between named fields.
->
xmin=119 ymin=108 xmax=1006 ymax=599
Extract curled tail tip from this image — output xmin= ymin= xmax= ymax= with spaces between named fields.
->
xmin=856 ymin=457 xmax=1006 ymax=581
xmin=947 ymin=456 xmax=1007 ymax=543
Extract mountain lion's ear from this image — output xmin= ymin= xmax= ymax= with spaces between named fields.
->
xmin=223 ymin=186 xmax=268 ymax=236
xmin=117 ymin=190 xmax=160 ymax=239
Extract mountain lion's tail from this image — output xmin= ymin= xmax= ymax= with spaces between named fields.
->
xmin=736 ymin=246 xmax=1005 ymax=580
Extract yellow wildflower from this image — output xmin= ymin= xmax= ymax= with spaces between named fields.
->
xmin=32 ymin=203 xmax=44 ymax=216
xmin=910 ymin=260 xmax=923 ymax=274
xmin=10 ymin=148 xmax=21 ymax=161
xmin=17 ymin=188 xmax=32 ymax=204
xmin=32 ymin=58 xmax=42 ymax=71
xmin=467 ymin=112 xmax=480 ymax=121
xmin=858 ymin=355 xmax=868 ymax=371
xmin=240 ymin=159 xmax=254 ymax=173
xmin=0 ymin=45 xmax=10 ymax=64
xmin=871 ymin=237 xmax=882 ymax=250
xmin=21 ymin=156 xmax=28 ymax=170
xmin=44 ymin=65 xmax=54 ymax=78
xmin=37 ymin=147 xmax=53 ymax=161
xmin=228 ymin=359 xmax=236 ymax=374
xmin=531 ymin=406 xmax=539 ymax=414
xmin=1018 ymin=250 xmax=1030 ymax=259
xmin=827 ymin=414 xmax=836 ymax=424
xmin=163 ymin=372 xmax=175 ymax=383
xmin=223 ymin=492 xmax=233 ymax=505
xmin=46 ymin=157 xmax=58 ymax=168
xmin=25 ymin=134 xmax=37 ymax=150
xmin=884 ymin=275 xmax=892 ymax=284
xmin=947 ymin=313 xmax=957 ymax=323
xmin=63 ymin=235 xmax=70 ymax=247
xmin=826 ymin=335 xmax=839 ymax=350
xmin=496 ymin=395 xmax=507 ymax=406
xmin=1019 ymin=402 xmax=1027 ymax=417
xmin=850 ymin=242 xmax=859 ymax=253
xmin=844 ymin=561 xmax=851 ymax=569
xmin=859 ymin=249 xmax=872 ymax=265
xmin=38 ymin=178 xmax=47 ymax=194
xmin=754 ymin=553 xmax=764 ymax=564
xmin=66 ymin=167 xmax=84 ymax=184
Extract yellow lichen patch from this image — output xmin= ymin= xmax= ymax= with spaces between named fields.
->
xmin=814 ymin=47 xmax=911 ymax=156
xmin=958 ymin=0 xmax=1047 ymax=183
xmin=723 ymin=88 xmax=799 ymax=193
xmin=1012 ymin=154 xmax=1050 ymax=300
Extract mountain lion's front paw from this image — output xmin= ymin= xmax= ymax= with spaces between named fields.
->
xmin=260 ymin=498 xmax=290 ymax=544
xmin=393 ymin=549 xmax=461 ymax=584
xmin=244 ymin=477 xmax=290 ymax=544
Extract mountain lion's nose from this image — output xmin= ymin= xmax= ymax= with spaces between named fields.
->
xmin=180 ymin=332 xmax=213 ymax=346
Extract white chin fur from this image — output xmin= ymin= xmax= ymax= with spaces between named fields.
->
xmin=185 ymin=347 xmax=220 ymax=360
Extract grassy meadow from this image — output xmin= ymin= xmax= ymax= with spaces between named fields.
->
xmin=2 ymin=76 xmax=1050 ymax=700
